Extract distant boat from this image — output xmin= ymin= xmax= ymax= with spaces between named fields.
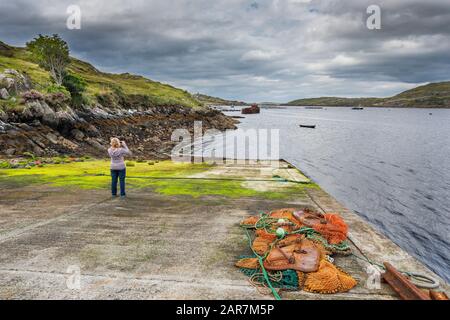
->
xmin=352 ymin=106 xmax=364 ymax=110
xmin=299 ymin=124 xmax=316 ymax=129
xmin=242 ymin=104 xmax=260 ymax=114
xmin=305 ymin=107 xmax=323 ymax=110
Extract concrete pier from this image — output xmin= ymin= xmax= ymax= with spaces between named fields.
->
xmin=0 ymin=159 xmax=447 ymax=299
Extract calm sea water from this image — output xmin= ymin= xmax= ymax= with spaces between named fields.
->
xmin=213 ymin=106 xmax=450 ymax=281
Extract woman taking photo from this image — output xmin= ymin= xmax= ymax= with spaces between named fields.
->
xmin=108 ymin=137 xmax=131 ymax=198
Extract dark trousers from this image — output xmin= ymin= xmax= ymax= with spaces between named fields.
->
xmin=111 ymin=169 xmax=126 ymax=196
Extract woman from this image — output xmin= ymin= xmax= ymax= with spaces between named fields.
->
xmin=108 ymin=137 xmax=131 ymax=198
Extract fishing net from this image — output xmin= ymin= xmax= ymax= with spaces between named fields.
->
xmin=237 ymin=208 xmax=357 ymax=298
xmin=237 ymin=255 xmax=299 ymax=291
xmin=251 ymin=236 xmax=273 ymax=255
xmin=299 ymin=260 xmax=357 ymax=294
xmin=235 ymin=257 xmax=259 ymax=269
xmin=311 ymin=214 xmax=348 ymax=245
xmin=241 ymin=216 xmax=260 ymax=227
xmin=255 ymin=229 xmax=278 ymax=241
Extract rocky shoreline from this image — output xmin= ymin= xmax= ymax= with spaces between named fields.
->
xmin=0 ymin=70 xmax=238 ymax=159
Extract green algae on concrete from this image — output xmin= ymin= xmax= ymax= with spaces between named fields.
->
xmin=0 ymin=159 xmax=317 ymax=200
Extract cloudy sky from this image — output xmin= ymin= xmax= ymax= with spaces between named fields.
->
xmin=1 ymin=0 xmax=449 ymax=102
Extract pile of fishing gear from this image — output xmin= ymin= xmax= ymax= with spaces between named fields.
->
xmin=236 ymin=208 xmax=357 ymax=299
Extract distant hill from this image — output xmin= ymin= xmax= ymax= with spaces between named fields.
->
xmin=193 ymin=93 xmax=248 ymax=106
xmin=285 ymin=82 xmax=450 ymax=108
xmin=0 ymin=40 xmax=201 ymax=109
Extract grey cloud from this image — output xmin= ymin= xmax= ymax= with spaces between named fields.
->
xmin=0 ymin=0 xmax=449 ymax=102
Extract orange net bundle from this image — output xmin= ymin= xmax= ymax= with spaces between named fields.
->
xmin=237 ymin=207 xmax=357 ymax=297
xmin=269 ymin=208 xmax=302 ymax=227
xmin=291 ymin=209 xmax=348 ymax=245
xmin=298 ymin=260 xmax=357 ymax=294
xmin=255 ymin=229 xmax=278 ymax=241
xmin=251 ymin=236 xmax=273 ymax=255
xmin=311 ymin=213 xmax=348 ymax=245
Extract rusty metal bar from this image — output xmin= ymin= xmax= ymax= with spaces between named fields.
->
xmin=430 ymin=291 xmax=449 ymax=300
xmin=382 ymin=262 xmax=431 ymax=300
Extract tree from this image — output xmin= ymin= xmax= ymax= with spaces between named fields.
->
xmin=26 ymin=34 xmax=70 ymax=85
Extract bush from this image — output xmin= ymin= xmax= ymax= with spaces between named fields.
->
xmin=62 ymin=73 xmax=87 ymax=107
xmin=21 ymin=90 xmax=44 ymax=102
xmin=126 ymin=161 xmax=135 ymax=167
xmin=45 ymin=84 xmax=70 ymax=95
xmin=96 ymin=92 xmax=120 ymax=108
xmin=44 ymin=84 xmax=70 ymax=108
xmin=45 ymin=92 xmax=70 ymax=108
xmin=148 ymin=161 xmax=155 ymax=165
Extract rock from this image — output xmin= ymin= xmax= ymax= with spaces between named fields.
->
xmin=0 ymin=69 xmax=31 ymax=94
xmin=22 ymin=101 xmax=58 ymax=127
xmin=28 ymin=133 xmax=48 ymax=149
xmin=4 ymin=69 xmax=20 ymax=76
xmin=59 ymin=137 xmax=79 ymax=150
xmin=32 ymin=145 xmax=44 ymax=156
xmin=46 ymin=132 xmax=59 ymax=144
xmin=6 ymin=129 xmax=19 ymax=136
xmin=30 ymin=120 xmax=41 ymax=127
xmin=85 ymin=124 xmax=100 ymax=137
xmin=71 ymin=129 xmax=85 ymax=141
xmin=5 ymin=148 xmax=15 ymax=156
xmin=149 ymin=136 xmax=161 ymax=144
xmin=41 ymin=104 xmax=59 ymax=127
xmin=0 ymin=109 xmax=7 ymax=121
xmin=0 ymin=88 xmax=9 ymax=100
xmin=0 ymin=120 xmax=6 ymax=133
xmin=16 ymin=123 xmax=32 ymax=131
xmin=86 ymin=138 xmax=106 ymax=151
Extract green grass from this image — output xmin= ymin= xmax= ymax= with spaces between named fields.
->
xmin=0 ymin=48 xmax=52 ymax=90
xmin=67 ymin=57 xmax=200 ymax=107
xmin=0 ymin=160 xmax=315 ymax=200
xmin=0 ymin=41 xmax=201 ymax=108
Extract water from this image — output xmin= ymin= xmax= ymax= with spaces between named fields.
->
xmin=211 ymin=106 xmax=450 ymax=281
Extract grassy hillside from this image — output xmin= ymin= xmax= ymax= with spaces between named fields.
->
xmin=193 ymin=93 xmax=248 ymax=106
xmin=0 ymin=40 xmax=201 ymax=108
xmin=285 ymin=97 xmax=382 ymax=107
xmin=285 ymin=82 xmax=450 ymax=108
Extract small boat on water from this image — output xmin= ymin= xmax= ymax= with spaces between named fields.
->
xmin=242 ymin=103 xmax=260 ymax=114
xmin=352 ymin=106 xmax=364 ymax=110
xmin=305 ymin=107 xmax=323 ymax=110
xmin=299 ymin=124 xmax=316 ymax=129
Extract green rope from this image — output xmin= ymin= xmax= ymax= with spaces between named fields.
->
xmin=242 ymin=227 xmax=281 ymax=300
xmin=351 ymin=252 xmax=386 ymax=270
xmin=238 ymin=265 xmax=298 ymax=291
